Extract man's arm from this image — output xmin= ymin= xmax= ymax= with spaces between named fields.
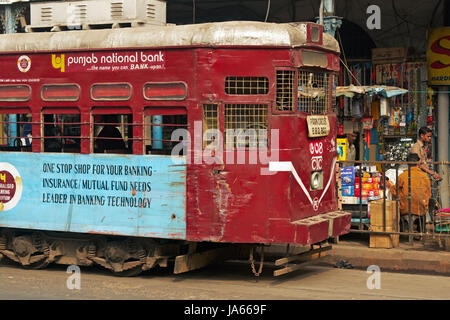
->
xmin=419 ymin=162 xmax=442 ymax=181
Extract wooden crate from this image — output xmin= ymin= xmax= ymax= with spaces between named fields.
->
xmin=370 ymin=234 xmax=399 ymax=249
xmin=370 ymin=200 xmax=399 ymax=228
xmin=370 ymin=226 xmax=399 ymax=249
xmin=369 ymin=200 xmax=400 ymax=248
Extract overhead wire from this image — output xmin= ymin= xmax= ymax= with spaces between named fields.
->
xmin=264 ymin=0 xmax=271 ymax=22
xmin=336 ymin=30 xmax=362 ymax=86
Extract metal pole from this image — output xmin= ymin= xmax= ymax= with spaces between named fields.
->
xmin=359 ymin=164 xmax=363 ymax=230
xmin=383 ymin=165 xmax=386 ymax=232
xmin=395 ymin=166 xmax=399 ymax=232
xmin=319 ymin=0 xmax=324 ymax=25
xmin=437 ymin=86 xmax=449 ymax=208
xmin=408 ymin=164 xmax=412 ymax=244
xmin=4 ymin=5 xmax=17 ymax=146
xmin=152 ymin=116 xmax=163 ymax=150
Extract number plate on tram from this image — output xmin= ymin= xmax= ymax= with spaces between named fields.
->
xmin=306 ymin=115 xmax=330 ymax=137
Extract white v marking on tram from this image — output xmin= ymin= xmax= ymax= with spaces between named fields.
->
xmin=268 ymin=157 xmax=336 ymax=211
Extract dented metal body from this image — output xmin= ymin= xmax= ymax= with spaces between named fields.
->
xmin=0 ymin=21 xmax=350 ymax=275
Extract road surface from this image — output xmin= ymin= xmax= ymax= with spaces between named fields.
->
xmin=0 ymin=259 xmax=448 ymax=300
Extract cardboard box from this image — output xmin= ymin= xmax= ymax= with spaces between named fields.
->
xmin=341 ymin=167 xmax=355 ymax=186
xmin=362 ymin=183 xmax=374 ymax=190
xmin=342 ymin=186 xmax=355 ymax=197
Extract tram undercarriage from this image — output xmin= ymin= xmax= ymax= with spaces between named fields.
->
xmin=0 ymin=229 xmax=333 ymax=277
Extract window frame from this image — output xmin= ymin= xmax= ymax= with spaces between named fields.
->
xmin=272 ymin=68 xmax=297 ymax=115
xmin=0 ymin=84 xmax=32 ymax=102
xmin=223 ymin=102 xmax=271 ymax=151
xmin=41 ymin=107 xmax=82 ymax=154
xmin=41 ymin=83 xmax=81 ymax=102
xmin=143 ymin=106 xmax=188 ymax=156
xmin=90 ymin=82 xmax=133 ymax=101
xmin=297 ymin=68 xmax=332 ymax=115
xmin=143 ymin=82 xmax=188 ymax=101
xmin=224 ymin=76 xmax=270 ymax=96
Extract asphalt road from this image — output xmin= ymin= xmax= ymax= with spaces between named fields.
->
xmin=0 ymin=259 xmax=449 ymax=300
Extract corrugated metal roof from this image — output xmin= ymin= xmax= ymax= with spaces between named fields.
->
xmin=0 ymin=21 xmax=339 ymax=53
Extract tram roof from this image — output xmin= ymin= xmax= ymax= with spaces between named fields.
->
xmin=0 ymin=21 xmax=339 ymax=53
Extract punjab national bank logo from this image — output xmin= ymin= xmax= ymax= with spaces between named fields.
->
xmin=0 ymin=163 xmax=23 ymax=212
xmin=52 ymin=54 xmax=65 ymax=72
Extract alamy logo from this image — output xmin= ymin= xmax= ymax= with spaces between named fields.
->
xmin=366 ymin=5 xmax=381 ymax=30
xmin=66 ymin=265 xmax=81 ymax=290
xmin=366 ymin=265 xmax=381 ymax=289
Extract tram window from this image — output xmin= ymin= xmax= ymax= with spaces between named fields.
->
xmin=41 ymin=84 xmax=80 ymax=102
xmin=91 ymin=83 xmax=132 ymax=101
xmin=298 ymin=71 xmax=330 ymax=114
xmin=225 ymin=77 xmax=269 ymax=95
xmin=0 ymin=112 xmax=32 ymax=152
xmin=144 ymin=108 xmax=187 ymax=155
xmin=0 ymin=85 xmax=31 ymax=102
xmin=224 ymin=104 xmax=268 ymax=149
xmin=94 ymin=114 xmax=132 ymax=154
xmin=203 ymin=104 xmax=219 ymax=149
xmin=43 ymin=113 xmax=81 ymax=153
xmin=276 ymin=70 xmax=296 ymax=111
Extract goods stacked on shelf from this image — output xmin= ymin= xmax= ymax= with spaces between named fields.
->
xmin=340 ymin=166 xmax=383 ymax=205
xmin=335 ymin=47 xmax=432 ymax=164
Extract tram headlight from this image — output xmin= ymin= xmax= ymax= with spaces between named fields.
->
xmin=310 ymin=171 xmax=323 ymax=190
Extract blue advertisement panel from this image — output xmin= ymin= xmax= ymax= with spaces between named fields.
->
xmin=0 ymin=153 xmax=186 ymax=239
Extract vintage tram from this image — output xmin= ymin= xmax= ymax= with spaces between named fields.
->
xmin=0 ymin=21 xmax=350 ymax=276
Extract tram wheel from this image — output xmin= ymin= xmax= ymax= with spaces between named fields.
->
xmin=3 ymin=234 xmax=50 ymax=269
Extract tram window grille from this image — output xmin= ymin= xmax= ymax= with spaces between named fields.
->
xmin=203 ymin=104 xmax=219 ymax=149
xmin=298 ymin=71 xmax=330 ymax=114
xmin=144 ymin=114 xmax=188 ymax=155
xmin=225 ymin=77 xmax=269 ymax=95
xmin=224 ymin=104 xmax=268 ymax=149
xmin=276 ymin=70 xmax=296 ymax=111
xmin=0 ymin=113 xmax=32 ymax=152
xmin=43 ymin=114 xmax=81 ymax=153
xmin=94 ymin=114 xmax=132 ymax=154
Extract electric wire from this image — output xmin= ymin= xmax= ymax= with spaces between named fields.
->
xmin=264 ymin=0 xmax=270 ymax=22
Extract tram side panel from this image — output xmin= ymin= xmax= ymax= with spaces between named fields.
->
xmin=0 ymin=48 xmax=199 ymax=240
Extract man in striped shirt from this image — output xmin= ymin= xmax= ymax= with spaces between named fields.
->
xmin=410 ymin=127 xmax=442 ymax=181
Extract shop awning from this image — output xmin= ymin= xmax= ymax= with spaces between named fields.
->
xmin=334 ymin=85 xmax=408 ymax=98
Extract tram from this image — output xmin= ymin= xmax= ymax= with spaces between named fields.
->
xmin=0 ymin=21 xmax=350 ymax=276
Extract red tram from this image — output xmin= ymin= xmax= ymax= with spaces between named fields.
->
xmin=0 ymin=21 xmax=350 ymax=276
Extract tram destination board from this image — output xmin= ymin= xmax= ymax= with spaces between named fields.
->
xmin=307 ymin=115 xmax=330 ymax=137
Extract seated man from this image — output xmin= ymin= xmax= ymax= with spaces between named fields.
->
xmin=95 ymin=116 xmax=126 ymax=154
xmin=385 ymin=153 xmax=431 ymax=234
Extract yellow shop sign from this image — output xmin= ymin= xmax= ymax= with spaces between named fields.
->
xmin=428 ymin=27 xmax=450 ymax=85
